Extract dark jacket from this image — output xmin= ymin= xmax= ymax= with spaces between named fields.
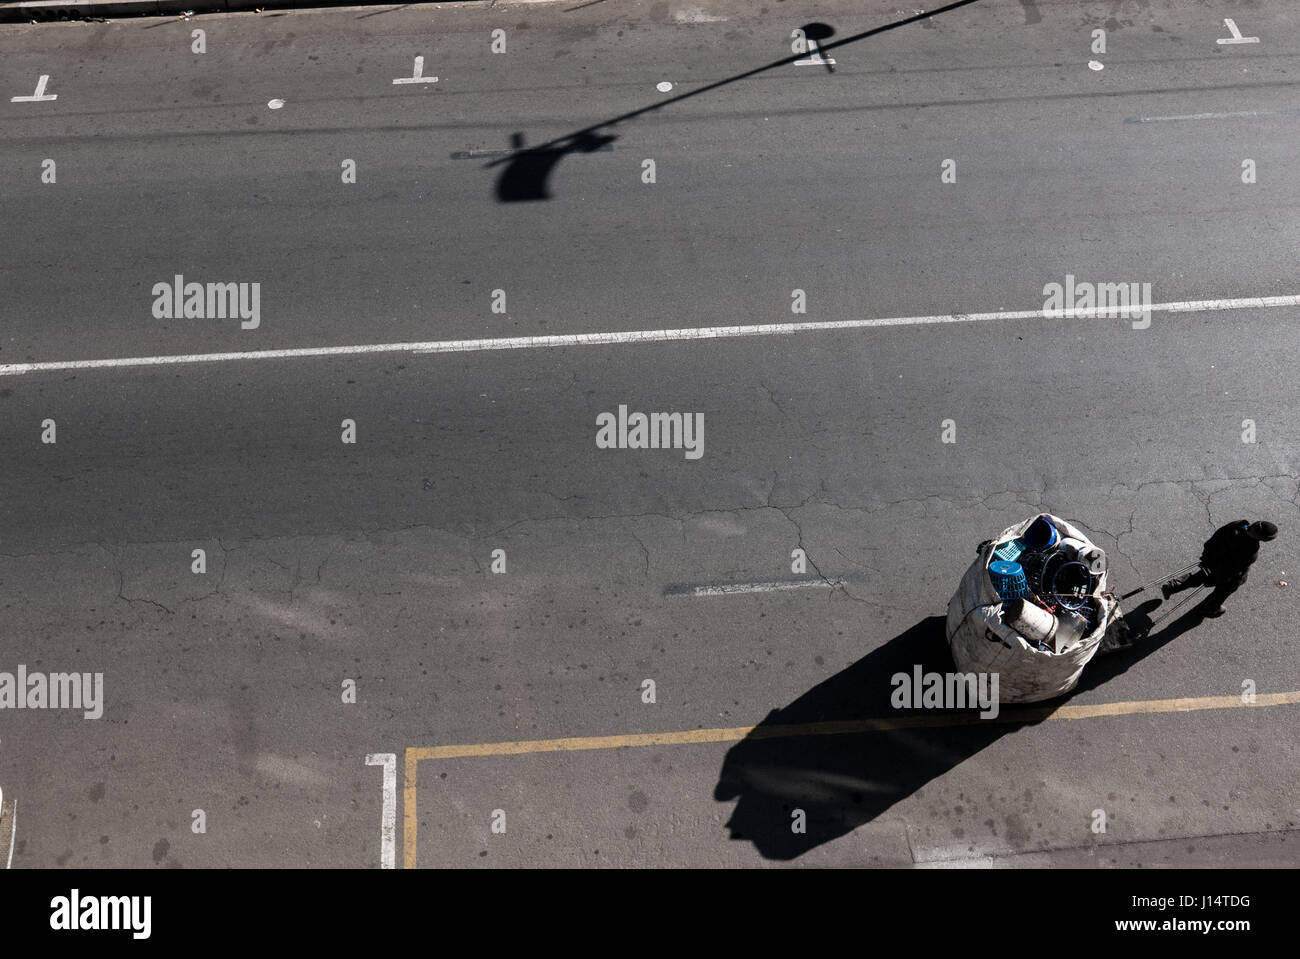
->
xmin=1199 ymin=520 xmax=1259 ymax=586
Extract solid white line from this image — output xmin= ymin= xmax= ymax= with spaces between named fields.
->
xmin=365 ymin=753 xmax=397 ymax=870
xmin=1127 ymin=110 xmax=1292 ymax=123
xmin=4 ymin=294 xmax=1299 ymax=377
xmin=5 ymin=800 xmax=15 ymax=870
xmin=689 ymin=580 xmax=845 ymax=596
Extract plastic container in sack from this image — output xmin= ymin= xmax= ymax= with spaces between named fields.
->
xmin=1059 ymin=536 xmax=1088 ymax=557
xmin=988 ymin=561 xmax=1031 ymax=601
xmin=1023 ymin=515 xmax=1060 ymax=550
xmin=946 ymin=513 xmax=1121 ymax=703
xmin=1053 ymin=609 xmax=1089 ymax=653
xmin=1003 ymin=597 xmax=1056 ymax=644
xmin=991 ymin=538 xmax=1026 ymax=563
xmin=1079 ymin=546 xmax=1106 ymax=574
xmin=1060 ymin=537 xmax=1107 ymax=575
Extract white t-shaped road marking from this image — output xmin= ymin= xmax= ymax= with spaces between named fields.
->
xmin=1217 ymin=19 xmax=1259 ymax=44
xmin=393 ymin=56 xmax=438 ymax=85
xmin=11 ymin=75 xmax=57 ymax=102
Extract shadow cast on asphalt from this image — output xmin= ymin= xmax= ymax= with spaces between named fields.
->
xmin=488 ymin=0 xmax=985 ymax=202
xmin=712 ymin=596 xmax=1210 ymax=860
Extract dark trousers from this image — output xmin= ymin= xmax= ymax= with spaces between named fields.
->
xmin=1165 ymin=565 xmax=1242 ymax=611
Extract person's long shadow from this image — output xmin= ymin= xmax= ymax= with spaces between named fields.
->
xmin=487 ymin=0 xmax=985 ymax=202
xmin=712 ymin=597 xmax=1194 ymax=860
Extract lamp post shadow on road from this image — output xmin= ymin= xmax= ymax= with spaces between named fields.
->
xmin=487 ymin=0 xmax=985 ymax=202
xmin=494 ymin=131 xmax=620 ymax=203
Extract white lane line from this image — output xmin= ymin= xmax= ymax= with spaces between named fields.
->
xmin=451 ymin=144 xmax=614 ymax=159
xmin=1217 ymin=19 xmax=1259 ymax=45
xmin=673 ymin=9 xmax=728 ymax=23
xmin=11 ymin=75 xmax=57 ymax=103
xmin=3 ymin=294 xmax=1299 ymax=377
xmin=669 ymin=579 xmax=846 ymax=596
xmin=365 ymin=753 xmax=397 ymax=870
xmin=1125 ymin=109 xmax=1300 ymax=124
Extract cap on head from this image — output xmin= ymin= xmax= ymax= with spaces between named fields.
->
xmin=1247 ymin=521 xmax=1278 ymax=541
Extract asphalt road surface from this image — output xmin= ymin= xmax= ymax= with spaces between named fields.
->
xmin=1 ymin=0 xmax=1298 ymax=868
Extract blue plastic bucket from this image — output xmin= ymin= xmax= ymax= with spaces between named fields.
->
xmin=1023 ymin=516 xmax=1059 ymax=551
xmin=988 ymin=561 xmax=1032 ymax=601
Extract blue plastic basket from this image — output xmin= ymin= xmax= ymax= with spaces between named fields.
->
xmin=988 ymin=560 xmax=1032 ymax=601
xmin=991 ymin=539 xmax=1026 ymax=563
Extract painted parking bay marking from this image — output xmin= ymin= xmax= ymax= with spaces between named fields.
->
xmin=393 ymin=56 xmax=438 ymax=85
xmin=11 ymin=75 xmax=57 ymax=103
xmin=0 ymin=787 xmax=15 ymax=870
xmin=794 ymin=39 xmax=835 ymax=67
xmin=1217 ymin=19 xmax=1259 ymax=45
xmin=401 ymin=689 xmax=1300 ymax=867
xmin=365 ymin=753 xmax=397 ymax=869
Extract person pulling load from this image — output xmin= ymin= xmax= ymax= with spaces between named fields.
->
xmin=1161 ymin=520 xmax=1278 ymax=617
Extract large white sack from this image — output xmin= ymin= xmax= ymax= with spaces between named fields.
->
xmin=945 ymin=514 xmax=1121 ymax=703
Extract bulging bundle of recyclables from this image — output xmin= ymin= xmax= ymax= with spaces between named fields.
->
xmin=946 ymin=513 xmax=1122 ymax=703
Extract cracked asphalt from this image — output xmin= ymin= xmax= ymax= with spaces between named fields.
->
xmin=1 ymin=0 xmax=1298 ymax=867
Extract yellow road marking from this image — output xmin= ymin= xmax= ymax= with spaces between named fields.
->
xmin=402 ymin=689 xmax=1300 ymax=867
